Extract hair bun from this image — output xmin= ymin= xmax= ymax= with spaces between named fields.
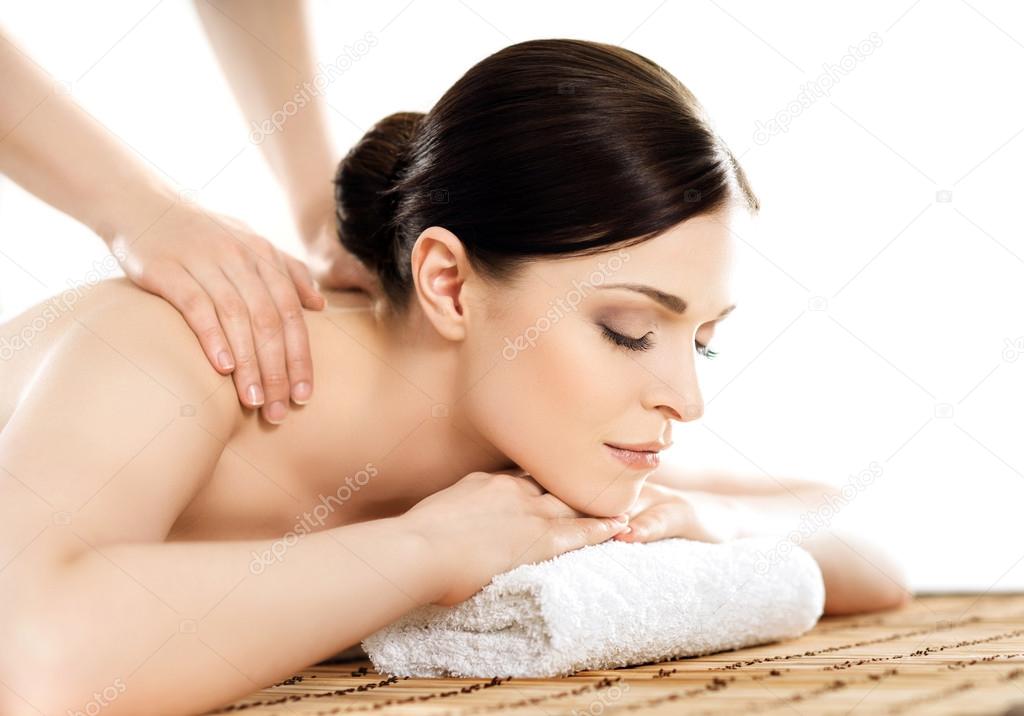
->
xmin=333 ymin=111 xmax=423 ymax=284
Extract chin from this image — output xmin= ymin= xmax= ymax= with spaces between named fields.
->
xmin=571 ymin=475 xmax=645 ymax=518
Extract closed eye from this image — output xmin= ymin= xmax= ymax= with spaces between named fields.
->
xmin=600 ymin=325 xmax=718 ymax=359
xmin=600 ymin=325 xmax=653 ymax=351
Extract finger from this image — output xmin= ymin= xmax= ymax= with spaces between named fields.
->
xmin=187 ymin=265 xmax=265 ymax=410
xmin=559 ymin=515 xmax=631 ymax=552
xmin=148 ymin=266 xmax=236 ymax=376
xmin=322 ymin=248 xmax=379 ymax=295
xmin=224 ymin=259 xmax=291 ymax=424
xmin=284 ymin=256 xmax=325 ymax=310
xmin=258 ymin=258 xmax=315 ymax=406
xmin=614 ymin=506 xmax=670 ymax=543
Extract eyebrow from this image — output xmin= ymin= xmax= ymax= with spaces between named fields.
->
xmin=599 ymin=283 xmax=736 ymax=319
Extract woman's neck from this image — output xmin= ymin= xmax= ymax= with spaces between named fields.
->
xmin=248 ymin=289 xmax=516 ymax=521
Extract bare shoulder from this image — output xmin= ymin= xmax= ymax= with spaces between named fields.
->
xmin=0 ymin=277 xmax=241 ymax=563
xmin=3 ymin=276 xmax=237 ymax=408
xmin=66 ymin=276 xmax=241 ymax=411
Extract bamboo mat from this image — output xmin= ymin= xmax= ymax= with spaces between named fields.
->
xmin=212 ymin=593 xmax=1024 ymax=715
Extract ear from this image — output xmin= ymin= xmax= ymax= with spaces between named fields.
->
xmin=409 ymin=226 xmax=475 ymax=341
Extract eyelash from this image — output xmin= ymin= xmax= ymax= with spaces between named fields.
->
xmin=599 ymin=325 xmax=718 ymax=359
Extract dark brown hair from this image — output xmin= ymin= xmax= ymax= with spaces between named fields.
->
xmin=333 ymin=38 xmax=759 ymax=312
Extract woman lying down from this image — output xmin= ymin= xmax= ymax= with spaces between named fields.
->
xmin=0 ymin=39 xmax=909 ymax=715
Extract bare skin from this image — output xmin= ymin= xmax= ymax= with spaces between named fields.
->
xmin=2 ymin=2 xmax=383 ymax=424
xmin=0 ymin=278 xmax=630 ymax=715
xmin=0 ymin=209 xmax=909 ymax=714
xmin=0 ymin=281 xmax=503 ymax=539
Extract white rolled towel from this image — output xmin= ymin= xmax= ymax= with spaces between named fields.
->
xmin=361 ymin=536 xmax=825 ymax=678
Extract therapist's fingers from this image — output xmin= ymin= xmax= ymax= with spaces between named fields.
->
xmin=283 ymin=255 xmax=325 ymax=310
xmin=111 ymin=201 xmax=325 ymax=418
xmin=145 ymin=264 xmax=236 ymax=377
xmin=257 ymin=257 xmax=315 ymax=406
xmin=223 ymin=259 xmax=292 ymax=425
xmin=186 ymin=265 xmax=265 ymax=410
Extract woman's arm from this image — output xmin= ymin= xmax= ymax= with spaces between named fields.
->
xmin=0 ymin=284 xmax=443 ymax=715
xmin=0 ymin=26 xmax=323 ymax=421
xmin=798 ymin=529 xmax=912 ymax=615
xmin=639 ymin=464 xmax=912 ymax=615
xmin=6 ymin=521 xmax=440 ymax=716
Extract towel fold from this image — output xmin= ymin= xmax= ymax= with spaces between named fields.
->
xmin=361 ymin=536 xmax=825 ymax=678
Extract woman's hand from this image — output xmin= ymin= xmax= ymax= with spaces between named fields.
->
xmin=399 ymin=470 xmax=631 ymax=606
xmin=613 ymin=481 xmax=741 ymax=544
xmin=110 ymin=200 xmax=325 ymax=424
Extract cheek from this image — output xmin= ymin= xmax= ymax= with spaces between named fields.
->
xmin=538 ymin=321 xmax=641 ymax=427
xmin=534 ymin=324 xmax=603 ymax=420
xmin=465 ymin=318 xmax=645 ymax=516
xmin=475 ymin=321 xmax=597 ymax=457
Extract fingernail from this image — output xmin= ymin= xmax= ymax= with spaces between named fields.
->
xmin=620 ymin=526 xmax=633 ymax=534
xmin=218 ymin=351 xmax=234 ymax=371
xmin=292 ymin=381 xmax=312 ymax=404
xmin=247 ymin=384 xmax=265 ymax=407
xmin=266 ymin=401 xmax=287 ymax=424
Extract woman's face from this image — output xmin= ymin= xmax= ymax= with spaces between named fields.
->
xmin=459 ymin=207 xmax=739 ymax=517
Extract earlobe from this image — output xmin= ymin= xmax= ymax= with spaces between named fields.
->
xmin=410 ymin=226 xmax=472 ymax=341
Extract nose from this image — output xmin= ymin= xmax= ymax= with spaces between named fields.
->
xmin=641 ymin=355 xmax=704 ymax=422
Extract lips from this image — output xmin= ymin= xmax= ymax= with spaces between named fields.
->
xmin=603 ymin=442 xmax=667 ymax=470
xmin=604 ymin=440 xmax=672 ymax=453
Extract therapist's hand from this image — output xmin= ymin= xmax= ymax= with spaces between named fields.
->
xmin=110 ymin=200 xmax=325 ymax=424
xmin=304 ymin=215 xmax=381 ymax=300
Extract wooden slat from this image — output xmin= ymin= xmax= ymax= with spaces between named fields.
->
xmin=211 ymin=594 xmax=1024 ymax=715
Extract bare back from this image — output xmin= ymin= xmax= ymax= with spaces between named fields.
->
xmin=0 ymin=278 xmax=403 ymax=554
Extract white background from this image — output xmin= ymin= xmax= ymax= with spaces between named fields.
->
xmin=1 ymin=1 xmax=1022 ymax=592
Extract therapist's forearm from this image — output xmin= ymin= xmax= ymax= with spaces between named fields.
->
xmin=0 ymin=29 xmax=176 ymax=244
xmin=194 ymin=0 xmax=338 ymax=244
